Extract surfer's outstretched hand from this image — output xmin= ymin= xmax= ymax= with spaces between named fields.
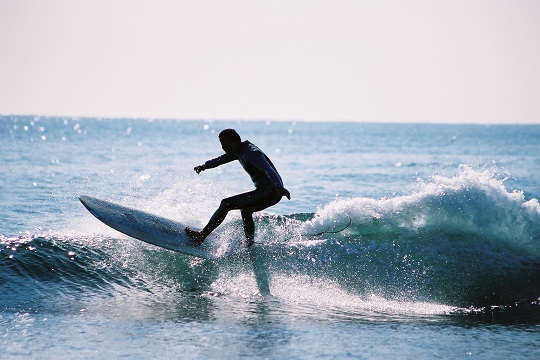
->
xmin=280 ymin=186 xmax=291 ymax=200
xmin=194 ymin=165 xmax=205 ymax=174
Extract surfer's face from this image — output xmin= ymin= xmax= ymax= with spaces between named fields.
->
xmin=220 ymin=137 xmax=241 ymax=154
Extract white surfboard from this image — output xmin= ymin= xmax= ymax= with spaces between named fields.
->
xmin=79 ymin=195 xmax=214 ymax=259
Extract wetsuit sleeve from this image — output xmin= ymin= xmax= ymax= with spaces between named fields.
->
xmin=203 ymin=153 xmax=236 ymax=169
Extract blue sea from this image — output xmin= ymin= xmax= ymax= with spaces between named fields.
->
xmin=1 ymin=116 xmax=540 ymax=359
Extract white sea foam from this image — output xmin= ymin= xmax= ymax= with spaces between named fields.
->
xmin=303 ymin=165 xmax=540 ymax=256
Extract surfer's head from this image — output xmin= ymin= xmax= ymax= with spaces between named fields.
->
xmin=219 ymin=129 xmax=242 ymax=154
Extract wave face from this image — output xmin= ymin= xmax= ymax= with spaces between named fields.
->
xmin=2 ymin=167 xmax=539 ymax=312
xmin=274 ymin=165 xmax=540 ymax=307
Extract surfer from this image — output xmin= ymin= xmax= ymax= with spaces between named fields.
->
xmin=186 ymin=128 xmax=291 ymax=247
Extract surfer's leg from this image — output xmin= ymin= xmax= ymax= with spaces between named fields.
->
xmin=191 ymin=199 xmax=234 ymax=241
xmin=187 ymin=191 xmax=258 ymax=245
xmin=238 ymin=188 xmax=282 ymax=246
xmin=186 ymin=199 xmax=234 ymax=245
xmin=187 ymin=187 xmax=281 ymax=246
xmin=241 ymin=210 xmax=255 ymax=247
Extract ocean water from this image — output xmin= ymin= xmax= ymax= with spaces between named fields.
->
xmin=1 ymin=116 xmax=539 ymax=359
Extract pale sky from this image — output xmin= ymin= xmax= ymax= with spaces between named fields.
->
xmin=1 ymin=0 xmax=539 ymax=123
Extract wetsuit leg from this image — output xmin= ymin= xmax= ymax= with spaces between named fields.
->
xmin=241 ymin=210 xmax=255 ymax=244
xmin=198 ymin=186 xmax=281 ymax=242
xmin=238 ymin=188 xmax=282 ymax=245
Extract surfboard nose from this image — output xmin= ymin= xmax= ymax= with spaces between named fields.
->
xmin=79 ymin=195 xmax=101 ymax=212
xmin=78 ymin=195 xmax=100 ymax=221
xmin=79 ymin=195 xmax=92 ymax=207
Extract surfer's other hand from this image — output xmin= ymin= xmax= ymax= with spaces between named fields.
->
xmin=194 ymin=165 xmax=205 ymax=174
xmin=280 ymin=186 xmax=291 ymax=200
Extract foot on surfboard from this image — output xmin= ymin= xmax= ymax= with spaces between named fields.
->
xmin=244 ymin=237 xmax=254 ymax=248
xmin=185 ymin=227 xmax=205 ymax=246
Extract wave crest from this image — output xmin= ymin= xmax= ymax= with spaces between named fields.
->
xmin=304 ymin=165 xmax=540 ymax=256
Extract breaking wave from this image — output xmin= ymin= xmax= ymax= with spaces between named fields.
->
xmin=2 ymin=166 xmax=539 ymax=315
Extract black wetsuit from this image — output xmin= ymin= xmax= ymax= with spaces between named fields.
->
xmin=200 ymin=141 xmax=285 ymax=243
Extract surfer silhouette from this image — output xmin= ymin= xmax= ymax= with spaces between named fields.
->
xmin=186 ymin=129 xmax=291 ymax=247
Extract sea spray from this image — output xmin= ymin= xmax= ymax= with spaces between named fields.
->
xmin=302 ymin=165 xmax=540 ymax=256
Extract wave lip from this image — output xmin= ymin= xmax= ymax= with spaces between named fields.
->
xmin=307 ymin=165 xmax=539 ymax=251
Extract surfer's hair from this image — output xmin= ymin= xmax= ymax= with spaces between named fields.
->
xmin=219 ymin=129 xmax=241 ymax=144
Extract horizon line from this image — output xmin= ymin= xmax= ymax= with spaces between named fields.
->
xmin=2 ymin=113 xmax=539 ymax=126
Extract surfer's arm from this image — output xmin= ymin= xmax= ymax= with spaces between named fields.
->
xmin=194 ymin=153 xmax=236 ymax=173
